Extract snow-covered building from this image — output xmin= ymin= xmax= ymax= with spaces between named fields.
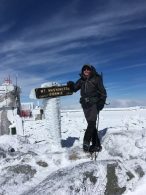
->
xmin=21 ymin=102 xmax=34 ymax=117
xmin=32 ymin=106 xmax=43 ymax=120
xmin=0 ymin=78 xmax=22 ymax=136
xmin=0 ymin=78 xmax=21 ymax=110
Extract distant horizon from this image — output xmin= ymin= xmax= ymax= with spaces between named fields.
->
xmin=1 ymin=74 xmax=146 ymax=109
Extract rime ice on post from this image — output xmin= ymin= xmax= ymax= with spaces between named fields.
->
xmin=42 ymin=82 xmax=61 ymax=148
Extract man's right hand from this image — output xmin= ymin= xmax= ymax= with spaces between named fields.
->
xmin=67 ymin=81 xmax=75 ymax=91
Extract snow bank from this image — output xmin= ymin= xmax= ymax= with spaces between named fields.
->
xmin=0 ymin=107 xmax=146 ymax=195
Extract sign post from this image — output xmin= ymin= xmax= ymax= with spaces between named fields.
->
xmin=35 ymin=85 xmax=73 ymax=99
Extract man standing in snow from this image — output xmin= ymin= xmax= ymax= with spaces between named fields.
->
xmin=67 ymin=64 xmax=107 ymax=153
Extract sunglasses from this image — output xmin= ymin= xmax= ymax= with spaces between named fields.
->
xmin=83 ymin=67 xmax=91 ymax=71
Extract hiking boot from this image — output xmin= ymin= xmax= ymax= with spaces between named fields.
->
xmin=94 ymin=145 xmax=102 ymax=152
xmin=83 ymin=143 xmax=90 ymax=152
xmin=89 ymin=145 xmax=102 ymax=153
xmin=89 ymin=145 xmax=95 ymax=153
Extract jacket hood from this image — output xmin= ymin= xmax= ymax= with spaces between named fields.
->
xmin=80 ymin=64 xmax=98 ymax=78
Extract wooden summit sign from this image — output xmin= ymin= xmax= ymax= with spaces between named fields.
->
xmin=35 ymin=85 xmax=73 ymax=99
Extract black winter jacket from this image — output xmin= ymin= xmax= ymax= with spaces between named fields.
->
xmin=73 ymin=67 xmax=107 ymax=100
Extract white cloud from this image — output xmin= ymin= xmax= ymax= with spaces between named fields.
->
xmin=0 ymin=22 xmax=14 ymax=33
xmin=108 ymin=98 xmax=146 ymax=108
xmin=110 ymin=63 xmax=146 ymax=72
xmin=1 ymin=0 xmax=146 ymax=57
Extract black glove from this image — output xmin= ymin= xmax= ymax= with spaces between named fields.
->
xmin=67 ymin=81 xmax=75 ymax=92
xmin=97 ymin=96 xmax=106 ymax=111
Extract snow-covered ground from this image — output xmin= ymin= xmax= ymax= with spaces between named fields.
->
xmin=0 ymin=107 xmax=146 ymax=195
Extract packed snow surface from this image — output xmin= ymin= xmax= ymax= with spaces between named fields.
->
xmin=0 ymin=107 xmax=146 ymax=195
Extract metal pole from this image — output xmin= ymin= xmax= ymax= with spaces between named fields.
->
xmin=97 ymin=111 xmax=100 ymax=132
xmin=94 ymin=111 xmax=100 ymax=161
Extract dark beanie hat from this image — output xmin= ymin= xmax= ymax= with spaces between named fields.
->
xmin=81 ymin=64 xmax=92 ymax=73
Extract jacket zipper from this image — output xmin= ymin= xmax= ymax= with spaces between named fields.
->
xmin=84 ymin=79 xmax=88 ymax=95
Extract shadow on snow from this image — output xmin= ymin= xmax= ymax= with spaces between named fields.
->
xmin=99 ymin=128 xmax=108 ymax=141
xmin=61 ymin=137 xmax=79 ymax=148
xmin=61 ymin=128 xmax=109 ymax=148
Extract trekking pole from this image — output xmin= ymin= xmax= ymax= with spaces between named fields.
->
xmin=94 ymin=111 xmax=100 ymax=161
xmin=97 ymin=111 xmax=100 ymax=132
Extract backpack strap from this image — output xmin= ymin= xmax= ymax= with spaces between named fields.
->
xmin=88 ymin=73 xmax=107 ymax=98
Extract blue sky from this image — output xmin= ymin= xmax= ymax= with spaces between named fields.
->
xmin=0 ymin=0 xmax=146 ymax=108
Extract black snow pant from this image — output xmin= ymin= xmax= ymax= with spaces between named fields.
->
xmin=82 ymin=104 xmax=101 ymax=147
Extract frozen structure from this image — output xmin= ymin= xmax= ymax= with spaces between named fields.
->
xmin=0 ymin=78 xmax=23 ymax=136
xmin=41 ymin=82 xmax=61 ymax=148
xmin=21 ymin=102 xmax=34 ymax=118
xmin=29 ymin=82 xmax=62 ymax=148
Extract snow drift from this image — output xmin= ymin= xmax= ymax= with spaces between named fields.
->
xmin=0 ymin=107 xmax=146 ymax=195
